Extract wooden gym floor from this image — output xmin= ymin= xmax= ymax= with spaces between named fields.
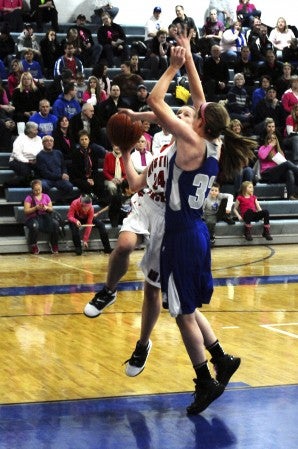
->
xmin=0 ymin=244 xmax=297 ymax=449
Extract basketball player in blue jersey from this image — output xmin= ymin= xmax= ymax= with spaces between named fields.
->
xmin=146 ymin=30 xmax=257 ymax=414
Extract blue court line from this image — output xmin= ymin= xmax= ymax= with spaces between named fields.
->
xmin=0 ymin=384 xmax=296 ymax=449
xmin=0 ymin=274 xmax=298 ymax=297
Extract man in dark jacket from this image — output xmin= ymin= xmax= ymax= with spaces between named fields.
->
xmin=73 ymin=14 xmax=103 ymax=66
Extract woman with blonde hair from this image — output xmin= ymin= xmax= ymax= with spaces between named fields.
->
xmin=82 ymin=76 xmax=108 ymax=106
xmin=11 ymin=71 xmax=43 ymax=123
xmin=7 ymin=59 xmax=23 ymax=99
xmin=269 ymin=17 xmax=296 ymax=58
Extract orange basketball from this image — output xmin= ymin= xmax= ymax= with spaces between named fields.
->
xmin=106 ymin=113 xmax=144 ymax=152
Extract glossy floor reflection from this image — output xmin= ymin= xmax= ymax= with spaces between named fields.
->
xmin=1 ymin=384 xmax=296 ymax=449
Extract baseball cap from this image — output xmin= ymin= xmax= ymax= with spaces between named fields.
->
xmin=137 ymin=84 xmax=147 ymax=91
xmin=153 ymin=6 xmax=162 ymax=13
xmin=77 ymin=14 xmax=86 ymax=20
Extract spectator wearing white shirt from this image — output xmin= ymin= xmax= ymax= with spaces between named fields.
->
xmin=151 ymin=127 xmax=173 ymax=156
xmin=144 ymin=6 xmax=167 ymax=42
xmin=130 ymin=135 xmax=154 ymax=173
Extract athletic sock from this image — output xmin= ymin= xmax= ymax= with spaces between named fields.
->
xmin=206 ymin=340 xmax=225 ymax=361
xmin=194 ymin=361 xmax=212 ymax=382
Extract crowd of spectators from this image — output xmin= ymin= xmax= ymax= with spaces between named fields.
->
xmin=0 ymin=2 xmax=298 ymax=253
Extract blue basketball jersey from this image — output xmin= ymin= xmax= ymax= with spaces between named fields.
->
xmin=164 ymin=141 xmax=219 ymax=231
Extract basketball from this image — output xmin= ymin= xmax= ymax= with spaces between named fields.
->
xmin=106 ymin=113 xmax=144 ymax=151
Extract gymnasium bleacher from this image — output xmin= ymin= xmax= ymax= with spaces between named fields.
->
xmin=0 ymin=23 xmax=298 ymax=253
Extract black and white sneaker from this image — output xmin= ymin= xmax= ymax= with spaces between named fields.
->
xmin=187 ymin=378 xmax=225 ymax=415
xmin=125 ymin=340 xmax=152 ymax=377
xmin=83 ymin=286 xmax=117 ymax=317
xmin=211 ymin=354 xmax=241 ymax=386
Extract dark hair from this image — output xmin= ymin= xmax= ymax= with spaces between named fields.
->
xmin=78 ymin=129 xmax=90 ymax=138
xmin=63 ymin=82 xmax=76 ymax=94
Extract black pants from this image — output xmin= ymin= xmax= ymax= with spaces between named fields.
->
xmin=68 ymin=217 xmax=111 ymax=251
xmin=243 ymin=209 xmax=270 ymax=225
xmin=261 ymin=161 xmax=298 ymax=197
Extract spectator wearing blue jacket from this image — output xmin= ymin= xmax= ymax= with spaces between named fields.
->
xmin=52 ymin=82 xmax=81 ymax=119
xmin=53 ymin=42 xmax=84 ymax=79
xmin=21 ymin=49 xmax=44 ymax=81
xmin=30 ymin=99 xmax=58 ymax=138
xmin=35 ymin=135 xmax=74 ymax=199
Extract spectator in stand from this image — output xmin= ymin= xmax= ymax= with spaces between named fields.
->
xmin=30 ymin=0 xmax=59 ymax=32
xmin=75 ymin=71 xmax=87 ymax=104
xmin=73 ymin=14 xmax=103 ymax=67
xmin=35 ymin=134 xmax=73 ymax=200
xmin=70 ymin=130 xmax=106 ymax=204
xmin=17 ymin=24 xmax=41 ymax=60
xmin=111 ymin=61 xmax=143 ymax=105
xmin=97 ymin=12 xmax=129 ymax=68
xmin=275 ymin=62 xmax=294 ymax=100
xmin=258 ymin=132 xmax=298 ymax=200
xmin=92 ymin=0 xmax=119 ymax=26
xmin=82 ymin=75 xmax=107 ymax=106
xmin=95 ymin=83 xmax=129 ymax=130
xmin=130 ymin=135 xmax=154 ymax=174
xmin=21 ymin=49 xmax=44 ymax=82
xmin=0 ymin=78 xmax=14 ymax=116
xmin=282 ymin=37 xmax=298 ymax=65
xmin=0 ymin=117 xmax=16 ymax=151
xmin=69 ymin=102 xmax=106 ymax=150
xmin=46 ymin=68 xmax=75 ymax=106
xmin=203 ymin=44 xmax=229 ymax=101
xmin=248 ymin=23 xmax=273 ymax=63
xmin=11 ymin=71 xmax=44 ymax=123
xmin=0 ymin=0 xmax=23 ymax=32
xmin=67 ymin=194 xmax=112 ymax=255
xmin=236 ymin=0 xmax=261 ymax=28
xmin=52 ymin=115 xmax=76 ymax=171
xmin=24 ymin=178 xmax=59 ymax=254
xmin=0 ymin=22 xmax=16 ymax=66
xmin=151 ymin=126 xmax=173 ymax=156
xmin=9 ymin=121 xmax=42 ymax=185
xmin=283 ymin=103 xmax=298 ymax=164
xmin=257 ymin=117 xmax=283 ymax=147
xmin=226 ymin=73 xmax=253 ymax=132
xmin=0 ymin=58 xmax=7 ymax=80
xmin=54 ymin=42 xmax=84 ymax=79
xmin=30 ymin=99 xmax=58 ymax=138
xmin=130 ymin=84 xmax=149 ymax=112
xmin=140 ymin=119 xmax=153 ymax=152
xmin=40 ymin=29 xmax=62 ymax=79
xmin=52 ymin=82 xmax=81 ymax=120
xmin=172 ymin=5 xmax=197 ymax=31
xmin=269 ymin=17 xmax=296 ymax=60
xmin=281 ymin=75 xmax=298 ymax=115
xmin=201 ymin=8 xmax=225 ymax=56
xmin=253 ymin=85 xmax=285 ymax=136
xmin=103 ymin=143 xmax=126 ymax=196
xmin=92 ymin=62 xmax=111 ymax=95
xmin=129 ymin=54 xmax=143 ymax=77
xmin=233 ymin=181 xmax=272 ymax=242
xmin=234 ymin=46 xmax=257 ymax=91
xmin=220 ymin=20 xmax=247 ymax=66
xmin=251 ymin=74 xmax=271 ymax=114
xmin=203 ymin=181 xmax=235 ymax=246
xmin=7 ymin=59 xmax=23 ymax=99
xmin=257 ymin=50 xmax=284 ymax=85
xmin=206 ymin=0 xmax=235 ymax=27
xmin=143 ymin=29 xmax=169 ymax=81
xmin=144 ymin=6 xmax=167 ymax=42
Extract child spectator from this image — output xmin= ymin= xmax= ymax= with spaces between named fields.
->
xmin=203 ymin=182 xmax=235 ymax=245
xmin=233 ymin=181 xmax=273 ymax=241
xmin=67 ymin=194 xmax=112 ymax=255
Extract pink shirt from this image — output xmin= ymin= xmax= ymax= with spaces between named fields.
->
xmin=236 ymin=194 xmax=257 ymax=217
xmin=281 ymin=89 xmax=298 ymax=114
xmin=258 ymin=144 xmax=279 ymax=173
xmin=24 ymin=193 xmax=52 ymax=220
xmin=0 ymin=0 xmax=22 ymax=12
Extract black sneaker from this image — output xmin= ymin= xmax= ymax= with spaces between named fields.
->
xmin=211 ymin=354 xmax=241 ymax=386
xmin=83 ymin=287 xmax=117 ymax=317
xmin=222 ymin=214 xmax=235 ymax=225
xmin=124 ymin=339 xmax=152 ymax=377
xmin=187 ymin=378 xmax=225 ymax=415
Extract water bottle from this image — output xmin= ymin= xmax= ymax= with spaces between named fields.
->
xmin=283 ymin=186 xmax=287 ymax=199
